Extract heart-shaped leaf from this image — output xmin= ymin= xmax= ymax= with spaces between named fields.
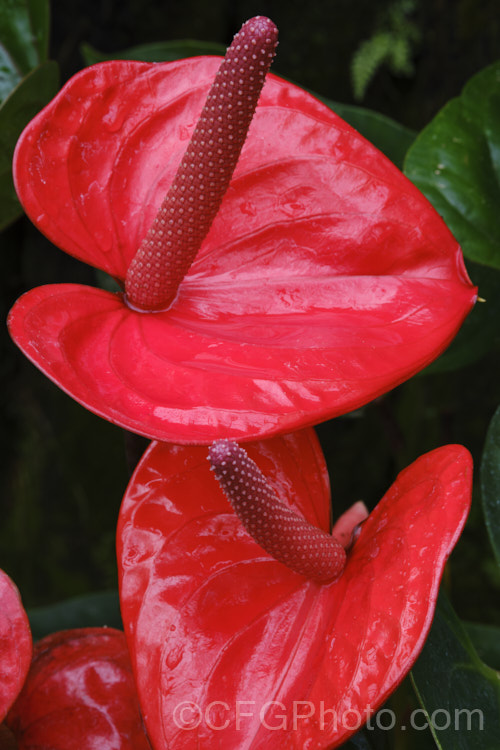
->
xmin=0 ymin=570 xmax=32 ymax=722
xmin=9 ymin=57 xmax=476 ymax=443
xmin=117 ymin=430 xmax=472 ymax=749
xmin=404 ymin=60 xmax=500 ymax=270
xmin=6 ymin=628 xmax=151 ymax=749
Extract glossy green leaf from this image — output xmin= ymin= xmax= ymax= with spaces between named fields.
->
xmin=323 ymin=98 xmax=416 ymax=168
xmin=411 ymin=593 xmax=500 ymax=750
xmin=481 ymin=405 xmax=500 ymax=568
xmin=80 ymin=38 xmax=226 ymax=66
xmin=0 ymin=0 xmax=50 ymax=104
xmin=404 ymin=61 xmax=500 ymax=270
xmin=0 ymin=60 xmax=59 ymax=230
xmin=465 ymin=622 xmax=500 ymax=670
xmin=27 ymin=591 xmax=122 ymax=641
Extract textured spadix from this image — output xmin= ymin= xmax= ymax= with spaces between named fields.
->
xmin=126 ymin=16 xmax=278 ymax=310
xmin=9 ymin=18 xmax=476 ymax=443
xmin=209 ymin=439 xmax=346 ymax=581
xmin=117 ymin=431 xmax=472 ymax=749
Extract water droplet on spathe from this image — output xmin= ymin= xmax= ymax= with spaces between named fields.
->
xmin=240 ymin=201 xmax=256 ymax=216
xmin=102 ymin=104 xmax=126 ymax=133
xmin=165 ymin=645 xmax=183 ymax=670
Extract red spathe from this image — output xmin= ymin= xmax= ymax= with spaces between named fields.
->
xmin=9 ymin=58 xmax=476 ymax=443
xmin=117 ymin=429 xmax=472 ymax=749
xmin=6 ymin=628 xmax=151 ymax=749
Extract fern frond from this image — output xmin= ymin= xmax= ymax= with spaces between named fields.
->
xmin=351 ymin=32 xmax=393 ymax=101
xmin=350 ymin=0 xmax=421 ymax=101
xmin=389 ymin=36 xmax=415 ymax=76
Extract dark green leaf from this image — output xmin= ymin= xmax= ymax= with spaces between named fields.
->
xmin=411 ymin=593 xmax=500 ymax=750
xmin=319 ymin=97 xmax=416 ymax=168
xmin=465 ymin=622 xmax=500 ymax=670
xmin=0 ymin=0 xmax=50 ymax=103
xmin=480 ymin=405 xmax=500 ymax=567
xmin=94 ymin=269 xmax=122 ymax=294
xmin=25 ymin=0 xmax=49 ymax=60
xmin=0 ymin=60 xmax=59 ymax=230
xmin=404 ymin=60 xmax=500 ymax=270
xmin=80 ymin=38 xmax=226 ymax=66
xmin=27 ymin=591 xmax=122 ymax=641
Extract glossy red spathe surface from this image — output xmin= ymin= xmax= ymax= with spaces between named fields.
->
xmin=6 ymin=627 xmax=151 ymax=749
xmin=9 ymin=57 xmax=476 ymax=443
xmin=0 ymin=570 xmax=32 ymax=723
xmin=117 ymin=430 xmax=472 ymax=749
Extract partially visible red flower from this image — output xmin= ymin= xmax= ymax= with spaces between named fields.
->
xmin=6 ymin=628 xmax=152 ymax=749
xmin=0 ymin=569 xmax=32 ymax=723
xmin=117 ymin=430 xmax=472 ymax=749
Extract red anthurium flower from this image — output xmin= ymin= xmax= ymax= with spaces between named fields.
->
xmin=117 ymin=430 xmax=472 ymax=749
xmin=0 ymin=569 xmax=32 ymax=723
xmin=8 ymin=16 xmax=476 ymax=444
xmin=5 ymin=628 xmax=152 ymax=749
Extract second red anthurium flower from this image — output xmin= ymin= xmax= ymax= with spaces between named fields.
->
xmin=0 ymin=570 xmax=32 ymax=725
xmin=117 ymin=430 xmax=472 ymax=749
xmin=9 ymin=17 xmax=476 ymax=444
xmin=6 ymin=628 xmax=151 ymax=749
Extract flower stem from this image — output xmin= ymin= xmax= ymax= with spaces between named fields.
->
xmin=125 ymin=16 xmax=278 ymax=311
xmin=209 ymin=440 xmax=346 ymax=583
